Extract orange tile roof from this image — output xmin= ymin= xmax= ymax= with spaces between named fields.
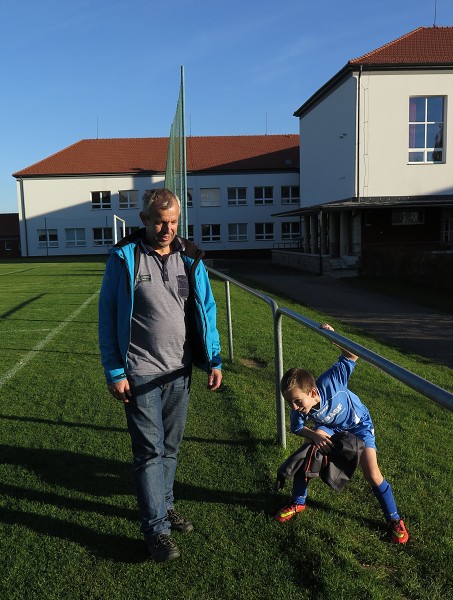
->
xmin=13 ymin=135 xmax=299 ymax=178
xmin=349 ymin=26 xmax=453 ymax=65
xmin=294 ymin=26 xmax=453 ymax=117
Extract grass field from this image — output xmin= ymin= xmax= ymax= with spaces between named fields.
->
xmin=0 ymin=257 xmax=452 ymax=600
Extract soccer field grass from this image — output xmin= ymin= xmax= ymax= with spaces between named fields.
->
xmin=0 ymin=258 xmax=452 ymax=599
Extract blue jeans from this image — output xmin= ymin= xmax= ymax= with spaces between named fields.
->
xmin=124 ymin=367 xmax=191 ymax=542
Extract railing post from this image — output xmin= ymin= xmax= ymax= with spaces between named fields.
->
xmin=274 ymin=311 xmax=286 ymax=448
xmin=225 ymin=280 xmax=234 ymax=363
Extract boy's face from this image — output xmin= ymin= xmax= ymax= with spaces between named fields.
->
xmin=284 ymin=386 xmax=319 ymax=414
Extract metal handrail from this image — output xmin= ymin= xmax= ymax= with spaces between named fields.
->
xmin=278 ymin=307 xmax=453 ymax=412
xmin=208 ymin=267 xmax=453 ymax=448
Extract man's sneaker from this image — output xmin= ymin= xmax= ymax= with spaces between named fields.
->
xmin=147 ymin=534 xmax=180 ymax=562
xmin=275 ymin=502 xmax=306 ymax=523
xmin=387 ymin=518 xmax=409 ymax=544
xmin=167 ymin=509 xmax=194 ymax=533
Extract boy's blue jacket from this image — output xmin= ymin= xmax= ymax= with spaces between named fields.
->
xmin=99 ymin=229 xmax=222 ymax=384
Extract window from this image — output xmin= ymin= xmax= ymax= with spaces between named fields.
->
xmin=441 ymin=208 xmax=452 ymax=242
xmin=93 ymin=227 xmax=113 ymax=245
xmin=228 ymin=223 xmax=248 ymax=241
xmin=119 ymin=190 xmax=138 ymax=209
xmin=38 ymin=229 xmax=58 ymax=248
xmin=254 ymin=187 xmax=273 ymax=205
xmin=91 ymin=191 xmax=111 ymax=209
xmin=125 ymin=226 xmax=140 ymax=236
xmin=65 ymin=228 xmax=86 ymax=247
xmin=228 ymin=187 xmax=247 ymax=206
xmin=281 ymin=186 xmax=300 ymax=204
xmin=409 ymin=96 xmax=444 ymax=163
xmin=200 ymin=188 xmax=221 ymax=207
xmin=187 ymin=224 xmax=194 ymax=241
xmin=187 ymin=189 xmax=193 ymax=208
xmin=391 ymin=210 xmax=425 ymax=225
xmin=5 ymin=242 xmax=11 ymax=251
xmin=282 ymin=222 xmax=301 ymax=239
xmin=255 ymin=223 xmax=274 ymax=241
xmin=201 ymin=224 xmax=221 ymax=242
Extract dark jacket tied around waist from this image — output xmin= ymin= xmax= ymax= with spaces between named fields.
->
xmin=276 ymin=431 xmax=365 ymax=493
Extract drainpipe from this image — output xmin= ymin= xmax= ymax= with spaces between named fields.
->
xmin=19 ymin=177 xmax=29 ymax=257
xmin=356 ymin=65 xmax=362 ymax=202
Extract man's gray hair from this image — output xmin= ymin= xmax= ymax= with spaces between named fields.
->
xmin=142 ymin=188 xmax=180 ymax=215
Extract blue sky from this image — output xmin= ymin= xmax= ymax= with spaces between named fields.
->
xmin=1 ymin=0 xmax=452 ymax=213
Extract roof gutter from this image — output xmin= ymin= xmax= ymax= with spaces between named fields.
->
xmin=294 ymin=62 xmax=453 ymax=118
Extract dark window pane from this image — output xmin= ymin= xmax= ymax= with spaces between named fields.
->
xmin=409 ymin=97 xmax=425 ymax=122
xmin=429 ymin=150 xmax=443 ymax=162
xmin=409 ymin=124 xmax=425 ymax=148
xmin=409 ymin=151 xmax=424 ymax=162
xmin=427 ymin=97 xmax=443 ymax=122
xmin=427 ymin=123 xmax=443 ymax=148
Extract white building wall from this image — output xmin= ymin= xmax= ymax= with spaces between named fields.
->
xmin=299 ymin=74 xmax=358 ymax=207
xmin=188 ymin=172 xmax=300 ymax=251
xmin=359 ymin=69 xmax=453 ymax=198
xmin=17 ymin=174 xmax=163 ymax=257
xmin=16 ymin=170 xmax=300 ymax=256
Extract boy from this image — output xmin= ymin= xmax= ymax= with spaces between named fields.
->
xmin=275 ymin=323 xmax=409 ymax=544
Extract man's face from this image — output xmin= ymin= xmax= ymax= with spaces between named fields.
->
xmin=284 ymin=387 xmax=318 ymax=414
xmin=141 ymin=201 xmax=180 ymax=254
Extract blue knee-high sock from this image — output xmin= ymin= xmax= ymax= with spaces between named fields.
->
xmin=372 ymin=479 xmax=400 ymax=521
xmin=292 ymin=470 xmax=309 ymax=505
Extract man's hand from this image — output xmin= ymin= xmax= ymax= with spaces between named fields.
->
xmin=107 ymin=378 xmax=132 ymax=404
xmin=207 ymin=368 xmax=222 ymax=391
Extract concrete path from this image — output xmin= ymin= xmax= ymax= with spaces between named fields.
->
xmin=213 ymin=259 xmax=453 ymax=370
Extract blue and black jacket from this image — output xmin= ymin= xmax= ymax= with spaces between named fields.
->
xmin=98 ymin=228 xmax=222 ymax=385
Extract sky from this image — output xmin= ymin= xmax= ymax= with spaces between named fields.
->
xmin=1 ymin=0 xmax=452 ymax=213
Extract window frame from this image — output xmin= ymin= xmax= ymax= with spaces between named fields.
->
xmin=125 ymin=226 xmax=140 ymax=236
xmin=254 ymin=186 xmax=274 ymax=205
xmin=65 ymin=228 xmax=86 ymax=247
xmin=408 ymin=96 xmax=445 ymax=164
xmin=228 ymin=223 xmax=248 ymax=242
xmin=201 ymin=223 xmax=221 ymax=243
xmin=441 ymin=208 xmax=453 ymax=242
xmin=118 ymin=190 xmax=139 ymax=209
xmin=91 ymin=191 xmax=111 ymax=209
xmin=281 ymin=221 xmax=301 ymax=240
xmin=255 ymin=222 xmax=274 ymax=241
xmin=200 ymin=188 xmax=221 ymax=208
xmin=281 ymin=186 xmax=300 ymax=205
xmin=227 ymin=187 xmax=247 ymax=206
xmin=93 ymin=227 xmax=113 ymax=246
xmin=38 ymin=229 xmax=58 ymax=248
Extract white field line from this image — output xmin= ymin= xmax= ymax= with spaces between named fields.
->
xmin=0 ymin=268 xmax=35 ymax=276
xmin=0 ymin=290 xmax=99 ymax=390
xmin=0 ymin=329 xmax=52 ymax=333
